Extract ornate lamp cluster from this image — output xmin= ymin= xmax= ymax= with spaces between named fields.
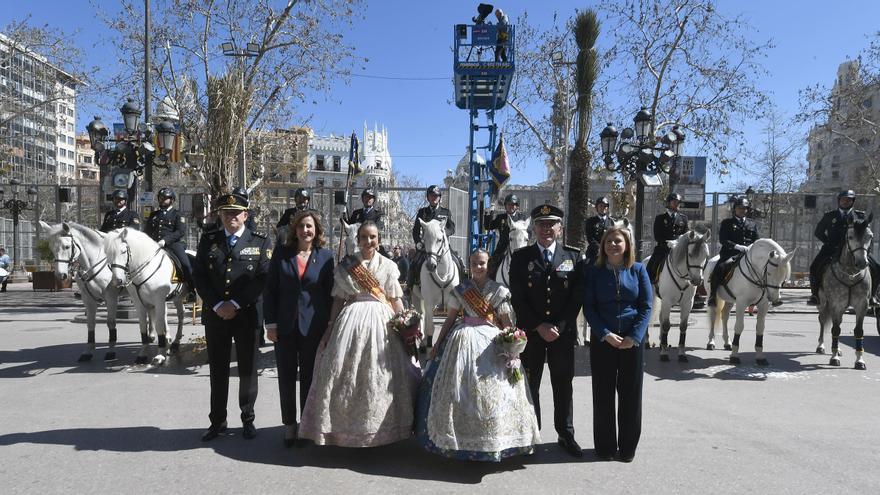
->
xmin=599 ymin=107 xmax=685 ymax=182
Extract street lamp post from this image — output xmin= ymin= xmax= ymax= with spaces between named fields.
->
xmin=0 ymin=179 xmax=38 ymax=271
xmin=222 ymin=41 xmax=260 ymax=188
xmin=599 ymin=107 xmax=685 ymax=259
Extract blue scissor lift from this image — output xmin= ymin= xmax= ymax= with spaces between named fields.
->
xmin=453 ymin=22 xmax=515 ymax=256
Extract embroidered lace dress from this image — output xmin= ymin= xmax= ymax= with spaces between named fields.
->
xmin=299 ymin=253 xmax=420 ymax=447
xmin=416 ymin=279 xmax=540 ymax=461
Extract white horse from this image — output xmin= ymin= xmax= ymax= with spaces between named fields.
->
xmin=40 ymin=221 xmax=128 ymax=362
xmin=704 ymin=238 xmax=794 ymax=365
xmin=645 ymin=230 xmax=711 ymax=363
xmin=411 ymin=218 xmax=460 ymax=344
xmin=340 ymin=219 xmax=360 ymax=259
xmin=817 ymin=215 xmax=873 ymax=370
xmin=104 ymin=228 xmax=188 ymax=365
xmin=495 ymin=217 xmax=530 ymax=286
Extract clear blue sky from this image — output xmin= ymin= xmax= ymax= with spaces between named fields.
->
xmin=5 ymin=0 xmax=880 ymax=191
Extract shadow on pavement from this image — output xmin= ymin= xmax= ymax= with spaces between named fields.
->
xmin=0 ymin=426 xmax=597 ymax=482
xmin=644 ymin=349 xmax=831 ymax=382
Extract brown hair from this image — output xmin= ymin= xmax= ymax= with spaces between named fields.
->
xmin=595 ymin=225 xmax=636 ymax=268
xmin=285 ymin=210 xmax=326 ymax=248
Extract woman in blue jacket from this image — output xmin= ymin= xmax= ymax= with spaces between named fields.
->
xmin=583 ymin=224 xmax=653 ymax=462
xmin=264 ymin=210 xmax=334 ymax=447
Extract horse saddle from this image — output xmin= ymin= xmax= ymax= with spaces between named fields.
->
xmin=719 ymin=254 xmax=744 ymax=284
xmin=162 ymin=249 xmax=194 ymax=285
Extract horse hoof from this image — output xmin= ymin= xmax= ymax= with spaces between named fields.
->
xmin=678 ymin=355 xmax=689 ymax=363
xmin=78 ymin=353 xmax=93 ymax=362
xmin=134 ymin=356 xmax=149 ymax=365
xmin=756 ymin=358 xmax=769 ymax=366
xmin=103 ymin=352 xmax=117 ymax=362
xmin=724 ymin=344 xmax=733 ymax=351
xmin=706 ymin=343 xmax=716 ymax=351
xmin=816 ymin=346 xmax=825 ymax=355
xmin=151 ymin=356 xmax=166 ymax=366
xmin=170 ymin=342 xmax=180 ymax=353
xmin=829 ymin=358 xmax=840 ymax=367
xmin=855 ymin=362 xmax=867 ymax=371
xmin=149 ymin=335 xmax=156 ymax=344
xmin=729 ymin=356 xmax=741 ymax=365
xmin=660 ymin=354 xmax=670 ymax=362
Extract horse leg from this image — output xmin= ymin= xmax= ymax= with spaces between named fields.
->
xmin=134 ymin=307 xmax=151 ymax=365
xmin=829 ymin=313 xmax=843 ymax=367
xmin=754 ymin=302 xmax=769 ymax=366
xmin=721 ymin=300 xmax=734 ymax=351
xmin=816 ymin=304 xmax=828 ymax=354
xmin=79 ymin=294 xmax=97 ymax=362
xmin=103 ymin=289 xmax=119 ymax=362
xmin=677 ymin=294 xmax=694 ymax=363
xmin=151 ymin=301 xmax=170 ymax=366
xmin=659 ymin=301 xmax=671 ymax=362
xmin=854 ymin=302 xmax=867 ymax=370
xmin=169 ymin=296 xmax=184 ymax=354
xmin=729 ymin=302 xmax=745 ymax=364
xmin=706 ymin=298 xmax=718 ymax=350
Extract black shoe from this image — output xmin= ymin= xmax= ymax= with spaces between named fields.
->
xmin=595 ymin=450 xmax=615 ymax=461
xmin=557 ymin=436 xmax=583 ymax=458
xmin=283 ymin=423 xmax=297 ymax=448
xmin=201 ymin=421 xmax=227 ymax=442
xmin=706 ymin=296 xmax=716 ymax=306
xmin=427 ymin=335 xmax=433 ymax=348
xmin=807 ymin=295 xmax=819 ymax=306
xmin=242 ymin=421 xmax=257 ymax=439
xmin=616 ymin=453 xmax=635 ymax=463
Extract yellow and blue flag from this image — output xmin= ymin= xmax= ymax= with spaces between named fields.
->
xmin=348 ymin=132 xmax=362 ymax=178
xmin=489 ymin=133 xmax=511 ymax=196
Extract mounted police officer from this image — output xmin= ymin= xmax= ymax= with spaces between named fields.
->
xmin=145 ymin=187 xmax=193 ymax=293
xmin=645 ymin=193 xmax=689 ymax=284
xmin=707 ymin=196 xmax=760 ymax=305
xmin=808 ymin=190 xmax=871 ymax=305
xmin=484 ymin=193 xmax=526 ymax=278
xmin=277 ymin=188 xmax=315 ymax=229
xmin=584 ymin=196 xmax=615 ymax=264
xmin=346 ymin=188 xmax=384 ymax=228
xmin=100 ymin=189 xmax=141 ymax=232
xmin=408 ymin=185 xmax=457 ymax=290
xmin=193 ymin=190 xmax=271 ymax=442
xmin=509 ymin=203 xmax=584 ymax=458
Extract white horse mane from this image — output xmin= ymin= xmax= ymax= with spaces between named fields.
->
xmin=104 ymin=228 xmax=158 ymax=263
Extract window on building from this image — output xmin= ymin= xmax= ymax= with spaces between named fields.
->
xmin=375 ymin=159 xmax=382 ymax=169
xmin=832 ymin=171 xmax=839 ymax=179
xmin=858 ymin=138 xmax=870 ymax=148
xmin=332 ymin=180 xmax=342 ymax=188
xmin=831 ymin=155 xmax=839 ymax=167
xmin=83 ymin=156 xmax=92 ymax=164
xmin=317 ymin=178 xmax=325 ymax=187
xmin=333 ymin=155 xmax=341 ymax=172
xmin=316 ymin=155 xmax=325 ymax=170
xmin=815 ymin=158 xmax=822 ymax=169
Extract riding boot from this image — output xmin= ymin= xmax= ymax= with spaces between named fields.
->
xmin=707 ymin=271 xmax=719 ymax=306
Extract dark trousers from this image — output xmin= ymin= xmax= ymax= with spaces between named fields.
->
xmin=809 ymin=245 xmax=836 ymax=297
xmin=521 ymin=330 xmax=575 ymax=439
xmin=590 ymin=339 xmax=644 ymax=457
xmin=274 ymin=329 xmax=321 ymax=426
xmin=645 ymin=245 xmax=669 ymax=283
xmin=205 ymin=311 xmax=259 ymax=426
xmin=166 ymin=242 xmax=193 ymax=287
xmin=709 ymin=255 xmax=738 ymax=301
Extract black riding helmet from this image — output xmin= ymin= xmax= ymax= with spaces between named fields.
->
xmin=838 ymin=189 xmax=856 ymax=200
xmin=111 ymin=189 xmax=128 ymax=201
xmin=595 ymin=196 xmax=610 ymax=206
xmin=503 ymin=193 xmax=519 ymax=205
xmin=294 ymin=188 xmax=310 ymax=200
xmin=362 ymin=188 xmax=376 ymax=199
xmin=158 ymin=187 xmax=176 ymax=200
xmin=666 ymin=192 xmax=682 ymax=203
xmin=733 ymin=196 xmax=751 ymax=208
xmin=426 ymin=185 xmax=442 ymax=197
xmin=231 ymin=187 xmax=248 ymax=199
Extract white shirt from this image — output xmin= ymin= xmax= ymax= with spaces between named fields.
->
xmin=539 ymin=241 xmax=557 ymax=261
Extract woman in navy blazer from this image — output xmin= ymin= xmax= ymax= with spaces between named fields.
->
xmin=264 ymin=210 xmax=334 ymax=447
xmin=583 ymin=224 xmax=653 ymax=462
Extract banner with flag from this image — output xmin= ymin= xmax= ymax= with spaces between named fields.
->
xmin=489 ymin=133 xmax=511 ymax=196
xmin=348 ymin=131 xmax=362 ymax=178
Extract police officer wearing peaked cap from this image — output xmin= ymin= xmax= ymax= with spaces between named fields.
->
xmin=484 ymin=193 xmax=527 ymax=279
xmin=707 ymin=196 xmax=760 ymax=305
xmin=145 ymin=187 xmax=194 ymax=292
xmin=408 ymin=185 xmax=458 ymax=295
xmin=509 ymin=203 xmax=585 ymax=458
xmin=346 ymin=188 xmax=384 ymax=227
xmin=584 ymin=196 xmax=615 ymax=264
xmin=194 ymin=191 xmax=272 ymax=441
xmin=100 ymin=189 xmax=141 ymax=232
xmin=277 ymin=188 xmax=316 ymax=229
xmin=645 ymin=193 xmax=689 ymax=284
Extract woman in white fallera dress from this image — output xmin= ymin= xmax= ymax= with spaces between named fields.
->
xmin=298 ymin=221 xmax=420 ymax=447
xmin=416 ymin=250 xmax=540 ymax=461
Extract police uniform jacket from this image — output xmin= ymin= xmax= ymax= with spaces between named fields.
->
xmin=412 ymin=205 xmax=455 ymax=244
xmin=584 ymin=214 xmax=615 ymax=259
xmin=100 ymin=208 xmax=141 ymax=232
xmin=347 ymin=206 xmax=384 ymax=228
xmin=653 ymin=210 xmax=689 ymax=249
xmin=718 ymin=216 xmax=760 ymax=262
xmin=509 ymin=243 xmax=583 ymax=335
xmin=815 ymin=209 xmax=867 ymax=249
xmin=485 ymin=210 xmax=527 ymax=255
xmin=193 ymin=228 xmax=272 ymax=325
xmin=145 ymin=207 xmax=186 ymax=246
xmin=277 ymin=206 xmax=317 ymax=229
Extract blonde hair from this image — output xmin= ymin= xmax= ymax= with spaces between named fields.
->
xmin=595 ymin=226 xmax=636 ymax=268
xmin=285 ymin=210 xmax=327 ymax=248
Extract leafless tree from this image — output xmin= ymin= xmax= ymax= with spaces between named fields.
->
xmin=97 ymin=0 xmax=363 ymax=197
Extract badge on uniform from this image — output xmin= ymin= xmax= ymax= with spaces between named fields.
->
xmin=528 ymin=261 xmax=534 ymax=271
xmin=266 ymin=248 xmax=272 ymax=259
xmin=179 ymin=217 xmax=185 ymax=224
xmin=556 ymin=259 xmax=574 ymax=272
xmin=240 ymin=247 xmax=261 ymax=256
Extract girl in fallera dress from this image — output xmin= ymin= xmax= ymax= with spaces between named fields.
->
xmin=298 ymin=221 xmax=420 ymax=447
xmin=416 ymin=250 xmax=540 ymax=461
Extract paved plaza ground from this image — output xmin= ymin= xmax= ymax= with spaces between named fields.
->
xmin=1 ymin=283 xmax=879 ymax=494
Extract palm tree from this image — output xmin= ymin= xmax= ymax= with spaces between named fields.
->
xmin=566 ymin=10 xmax=599 ymax=250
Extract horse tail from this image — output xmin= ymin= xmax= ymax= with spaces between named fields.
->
xmin=711 ymin=297 xmax=724 ymax=329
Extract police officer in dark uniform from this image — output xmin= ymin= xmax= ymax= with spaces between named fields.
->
xmin=100 ymin=189 xmax=141 ymax=232
xmin=408 ymin=185 xmax=457 ymax=292
xmin=484 ymin=193 xmax=526 ymax=278
xmin=707 ymin=196 xmax=760 ymax=305
xmin=193 ymin=191 xmax=272 ymax=441
xmin=808 ymin=190 xmax=872 ymax=305
xmin=645 ymin=193 xmax=689 ymax=284
xmin=145 ymin=187 xmax=193 ymax=292
xmin=277 ymin=188 xmax=315 ymax=229
xmin=346 ymin=188 xmax=384 ymax=227
xmin=509 ymin=204 xmax=584 ymax=458
xmin=584 ymin=196 xmax=615 ymax=264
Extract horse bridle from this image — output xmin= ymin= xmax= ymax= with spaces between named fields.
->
xmin=110 ymin=238 xmax=166 ymax=289
xmin=665 ymin=237 xmax=708 ymax=291
xmin=728 ymin=248 xmax=784 ymax=305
